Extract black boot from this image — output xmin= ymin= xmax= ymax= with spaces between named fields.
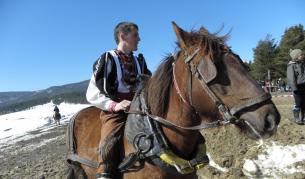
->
xmin=293 ymin=109 xmax=303 ymax=125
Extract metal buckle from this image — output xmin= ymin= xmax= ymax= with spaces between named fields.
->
xmin=217 ymin=104 xmax=239 ymax=124
xmin=173 ymin=163 xmax=194 ymax=174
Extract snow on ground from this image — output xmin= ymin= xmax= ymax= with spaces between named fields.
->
xmin=243 ymin=142 xmax=305 ymax=178
xmin=0 ymin=101 xmax=90 ymax=151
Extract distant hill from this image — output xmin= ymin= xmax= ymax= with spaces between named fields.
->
xmin=0 ymin=91 xmax=35 ymax=105
xmin=0 ymin=80 xmax=90 ymax=114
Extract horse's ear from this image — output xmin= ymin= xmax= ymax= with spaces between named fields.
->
xmin=199 ymin=26 xmax=210 ymax=35
xmin=172 ymin=21 xmax=188 ymax=49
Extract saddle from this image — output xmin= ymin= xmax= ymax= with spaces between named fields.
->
xmin=120 ymin=92 xmax=209 ymax=174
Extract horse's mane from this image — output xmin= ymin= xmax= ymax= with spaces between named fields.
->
xmin=186 ymin=27 xmax=230 ymax=60
xmin=144 ymin=54 xmax=175 ymax=117
xmin=144 ymin=27 xmax=230 ymax=116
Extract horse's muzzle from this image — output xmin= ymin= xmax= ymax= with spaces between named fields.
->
xmin=239 ymin=103 xmax=280 ymax=139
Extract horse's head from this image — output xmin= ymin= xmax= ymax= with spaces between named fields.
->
xmin=171 ymin=22 xmax=280 ymax=139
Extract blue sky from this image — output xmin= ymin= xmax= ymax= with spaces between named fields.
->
xmin=0 ymin=0 xmax=304 ymax=92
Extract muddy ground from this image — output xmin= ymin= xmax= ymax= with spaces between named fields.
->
xmin=199 ymin=95 xmax=305 ymax=179
xmin=0 ymin=96 xmax=304 ymax=179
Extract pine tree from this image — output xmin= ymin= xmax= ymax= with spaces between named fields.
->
xmin=250 ymin=35 xmax=278 ymax=81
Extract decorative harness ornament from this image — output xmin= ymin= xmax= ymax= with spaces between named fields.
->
xmin=121 ymin=92 xmax=209 ymax=175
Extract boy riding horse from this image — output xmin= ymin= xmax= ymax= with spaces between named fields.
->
xmin=86 ymin=22 xmax=151 ymax=179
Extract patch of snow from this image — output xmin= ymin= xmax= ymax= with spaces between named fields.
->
xmin=0 ymin=102 xmax=90 ymax=143
xmin=243 ymin=142 xmax=305 ymax=178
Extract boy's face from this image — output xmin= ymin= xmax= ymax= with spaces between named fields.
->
xmin=121 ymin=28 xmax=140 ymax=52
xmin=298 ymin=53 xmax=304 ymax=61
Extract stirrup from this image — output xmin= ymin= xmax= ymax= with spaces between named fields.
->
xmin=96 ymin=172 xmax=111 ymax=179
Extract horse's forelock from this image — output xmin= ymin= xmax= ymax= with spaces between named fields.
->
xmin=185 ymin=28 xmax=230 ymax=60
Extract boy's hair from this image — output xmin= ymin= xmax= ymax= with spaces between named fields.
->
xmin=114 ymin=22 xmax=138 ymax=44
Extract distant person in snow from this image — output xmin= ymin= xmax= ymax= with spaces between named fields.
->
xmin=53 ymin=105 xmax=61 ymax=125
xmin=53 ymin=105 xmax=59 ymax=113
xmin=287 ymin=49 xmax=305 ymax=125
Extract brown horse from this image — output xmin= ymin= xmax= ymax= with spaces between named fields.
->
xmin=66 ymin=22 xmax=280 ymax=179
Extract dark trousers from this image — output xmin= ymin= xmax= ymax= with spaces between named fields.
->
xmin=98 ymin=111 xmax=127 ymax=174
xmin=293 ymin=84 xmax=305 ymax=109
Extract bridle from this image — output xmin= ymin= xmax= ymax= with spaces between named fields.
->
xmin=169 ymin=47 xmax=271 ymax=129
xmin=127 ymin=48 xmax=271 ymax=130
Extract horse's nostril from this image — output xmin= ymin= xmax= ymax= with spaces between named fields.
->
xmin=264 ymin=114 xmax=276 ymax=132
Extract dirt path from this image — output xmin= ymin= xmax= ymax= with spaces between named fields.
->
xmin=0 ymin=125 xmax=69 ymax=179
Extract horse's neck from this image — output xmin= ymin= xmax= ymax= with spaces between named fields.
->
xmin=161 ymin=89 xmax=201 ymax=159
